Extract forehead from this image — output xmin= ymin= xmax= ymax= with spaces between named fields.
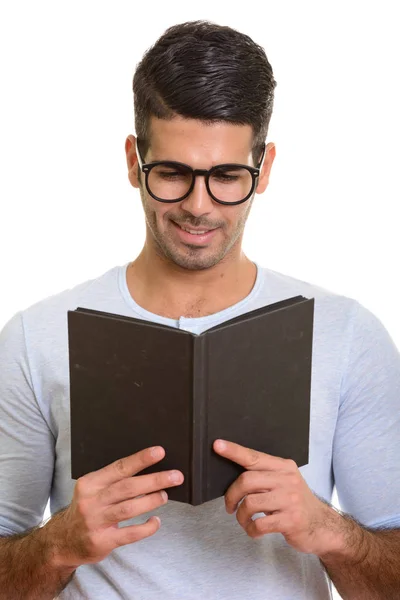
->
xmin=147 ymin=116 xmax=254 ymax=166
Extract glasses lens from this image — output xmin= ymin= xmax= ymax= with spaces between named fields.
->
xmin=148 ymin=163 xmax=192 ymax=200
xmin=209 ymin=166 xmax=253 ymax=203
xmin=147 ymin=163 xmax=254 ymax=203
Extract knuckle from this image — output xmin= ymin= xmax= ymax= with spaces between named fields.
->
xmin=74 ymin=477 xmax=88 ymax=497
xmin=114 ymin=458 xmax=127 ymax=477
xmin=254 ymin=518 xmax=266 ymax=534
xmin=105 ymin=500 xmax=131 ymax=524
xmin=243 ymin=494 xmax=257 ymax=511
xmin=247 ymin=450 xmax=260 ymax=467
xmin=285 ymin=459 xmax=298 ymax=472
xmin=75 ymin=499 xmax=90 ymax=518
xmin=104 ymin=507 xmax=117 ymax=524
xmin=239 ymin=470 xmax=252 ymax=487
xmin=118 ymin=501 xmax=132 ymax=519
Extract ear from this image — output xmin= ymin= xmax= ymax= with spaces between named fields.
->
xmin=125 ymin=134 xmax=140 ymax=189
xmin=255 ymin=142 xmax=276 ymax=194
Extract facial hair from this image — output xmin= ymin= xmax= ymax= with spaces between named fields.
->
xmin=139 ymin=185 xmax=254 ymax=271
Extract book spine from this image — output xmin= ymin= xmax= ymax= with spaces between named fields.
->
xmin=192 ymin=335 xmax=207 ymax=505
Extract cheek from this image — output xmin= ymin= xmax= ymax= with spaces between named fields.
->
xmin=150 ymin=203 xmax=174 ymax=230
xmin=157 ymin=206 xmax=174 ymax=223
xmin=141 ymin=190 xmax=169 ymax=222
xmin=229 ymin=207 xmax=249 ymax=228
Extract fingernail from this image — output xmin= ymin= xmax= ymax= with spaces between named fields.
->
xmin=151 ymin=446 xmax=163 ymax=458
xmin=215 ymin=440 xmax=226 ymax=451
xmin=169 ymin=470 xmax=183 ymax=483
xmin=161 ymin=491 xmax=168 ymax=502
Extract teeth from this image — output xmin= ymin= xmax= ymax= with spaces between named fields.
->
xmin=180 ymin=225 xmax=209 ymax=235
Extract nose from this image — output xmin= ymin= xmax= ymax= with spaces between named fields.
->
xmin=179 ymin=173 xmax=214 ymax=217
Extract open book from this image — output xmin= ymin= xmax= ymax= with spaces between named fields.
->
xmin=68 ymin=295 xmax=314 ymax=505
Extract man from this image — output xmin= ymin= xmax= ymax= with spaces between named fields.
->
xmin=0 ymin=19 xmax=399 ymax=600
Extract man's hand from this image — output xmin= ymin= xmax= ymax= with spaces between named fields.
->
xmin=50 ymin=446 xmax=184 ymax=569
xmin=213 ymin=439 xmax=341 ymax=556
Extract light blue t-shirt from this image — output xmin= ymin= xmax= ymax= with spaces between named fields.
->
xmin=1 ymin=262 xmax=399 ymax=600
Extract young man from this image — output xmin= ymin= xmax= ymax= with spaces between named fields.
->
xmin=0 ymin=20 xmax=399 ymax=600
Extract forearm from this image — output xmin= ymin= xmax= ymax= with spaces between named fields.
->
xmin=0 ymin=516 xmax=76 ymax=600
xmin=318 ymin=511 xmax=400 ymax=600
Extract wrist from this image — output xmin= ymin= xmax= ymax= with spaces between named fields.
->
xmin=38 ymin=515 xmax=79 ymax=573
xmin=316 ymin=508 xmax=369 ymax=565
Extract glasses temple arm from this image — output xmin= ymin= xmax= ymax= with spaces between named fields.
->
xmin=135 ymin=138 xmax=144 ymax=170
xmin=257 ymin=143 xmax=267 ymax=173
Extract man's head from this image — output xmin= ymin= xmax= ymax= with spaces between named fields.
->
xmin=125 ymin=20 xmax=277 ymax=271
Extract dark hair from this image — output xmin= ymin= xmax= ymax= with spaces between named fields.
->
xmin=132 ymin=20 xmax=277 ymax=166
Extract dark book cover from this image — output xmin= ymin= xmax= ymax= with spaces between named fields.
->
xmin=68 ymin=295 xmax=314 ymax=506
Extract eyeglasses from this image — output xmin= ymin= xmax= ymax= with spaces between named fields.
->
xmin=135 ymin=139 xmax=266 ymax=206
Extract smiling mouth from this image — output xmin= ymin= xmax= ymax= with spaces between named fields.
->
xmin=173 ymin=220 xmax=218 ymax=233
xmin=177 ymin=224 xmax=214 ymax=235
xmin=171 ymin=220 xmax=220 ymax=244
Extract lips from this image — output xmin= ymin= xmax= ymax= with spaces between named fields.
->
xmin=174 ymin=222 xmax=215 ymax=234
xmin=171 ymin=220 xmax=219 ymax=244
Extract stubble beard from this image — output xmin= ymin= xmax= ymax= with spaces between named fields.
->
xmin=139 ymin=187 xmax=253 ymax=271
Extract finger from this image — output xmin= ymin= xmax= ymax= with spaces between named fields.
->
xmin=214 ymin=439 xmax=296 ymax=473
xmin=113 ymin=515 xmax=161 ymax=547
xmin=235 ymin=491 xmax=287 ymax=529
xmin=87 ymin=446 xmax=166 ymax=487
xmin=245 ymin=514 xmax=283 ymax=539
xmin=99 ymin=470 xmax=184 ymax=506
xmin=103 ymin=490 xmax=168 ymax=525
xmin=224 ymin=470 xmax=283 ymax=514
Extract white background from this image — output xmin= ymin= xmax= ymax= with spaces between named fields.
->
xmin=1 ymin=2 xmax=399 ymax=598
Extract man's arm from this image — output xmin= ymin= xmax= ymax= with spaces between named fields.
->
xmin=318 ymin=508 xmax=400 ymax=599
xmin=0 ymin=311 xmax=63 ymax=599
xmin=214 ymin=439 xmax=400 ymax=600
xmin=327 ymin=301 xmax=400 ymax=598
xmin=0 ymin=513 xmax=76 ymax=600
xmin=0 ymin=447 xmax=184 ymax=600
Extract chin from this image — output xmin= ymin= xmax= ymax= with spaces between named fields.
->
xmin=163 ymin=243 xmax=226 ymax=271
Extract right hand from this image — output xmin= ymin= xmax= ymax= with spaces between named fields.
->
xmin=48 ymin=446 xmax=183 ymax=568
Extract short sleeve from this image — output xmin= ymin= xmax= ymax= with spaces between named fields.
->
xmin=0 ymin=312 xmax=55 ymax=536
xmin=333 ymin=301 xmax=400 ymax=529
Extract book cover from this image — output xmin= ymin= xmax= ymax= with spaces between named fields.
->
xmin=68 ymin=295 xmax=314 ymax=505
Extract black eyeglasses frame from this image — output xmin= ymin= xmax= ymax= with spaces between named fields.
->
xmin=135 ymin=139 xmax=267 ymax=206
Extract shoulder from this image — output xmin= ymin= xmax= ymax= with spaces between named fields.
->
xmin=1 ymin=263 xmax=125 ymax=356
xmin=24 ymin=264 xmax=123 ymax=320
xmin=257 ymin=263 xmax=358 ymax=326
xmin=256 ymin=264 xmax=397 ymax=365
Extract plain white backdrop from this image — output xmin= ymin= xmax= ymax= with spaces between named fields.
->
xmin=1 ymin=3 xmax=399 ymax=598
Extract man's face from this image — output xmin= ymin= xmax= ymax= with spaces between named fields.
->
xmin=126 ymin=116 xmax=275 ymax=271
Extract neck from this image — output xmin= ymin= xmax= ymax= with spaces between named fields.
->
xmin=126 ymin=247 xmax=257 ymax=320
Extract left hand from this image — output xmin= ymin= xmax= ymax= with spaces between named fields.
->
xmin=213 ymin=439 xmax=342 ymax=556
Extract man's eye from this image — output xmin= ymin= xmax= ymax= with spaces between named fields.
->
xmin=214 ymin=173 xmax=239 ymax=182
xmin=160 ymin=172 xmax=185 ymax=179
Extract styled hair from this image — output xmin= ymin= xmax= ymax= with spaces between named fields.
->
xmin=132 ymin=20 xmax=277 ymax=166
